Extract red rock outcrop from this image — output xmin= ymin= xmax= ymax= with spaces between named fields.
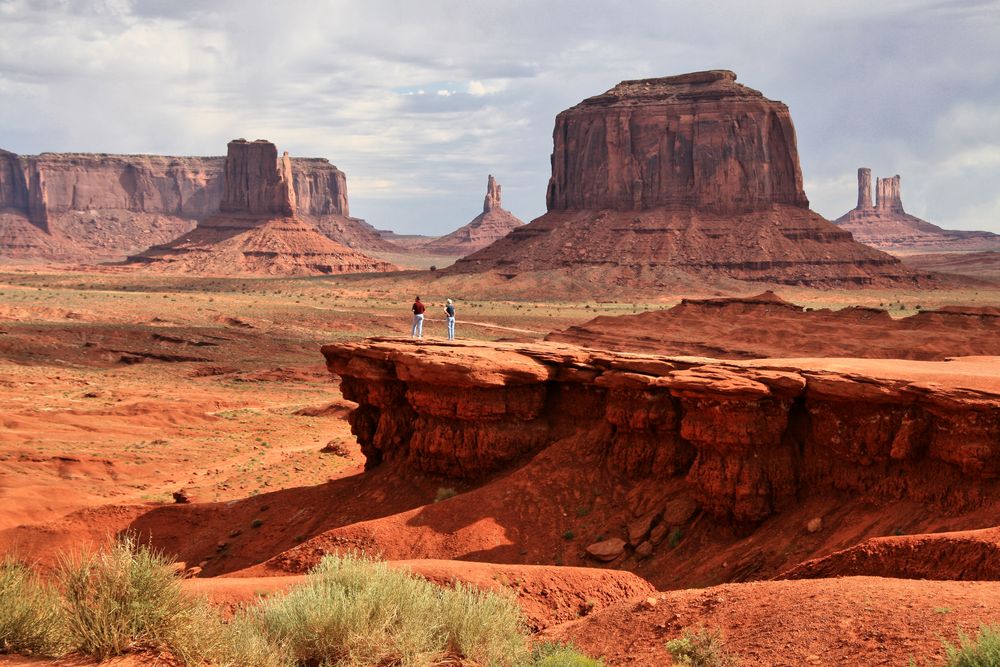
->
xmin=128 ymin=140 xmax=396 ymax=276
xmin=420 ymin=175 xmax=524 ymax=256
xmin=546 ymin=292 xmax=1000 ymax=360
xmin=449 ymin=70 xmax=921 ymax=289
xmin=0 ymin=146 xmax=396 ymax=259
xmin=834 ymin=167 xmax=1000 ymax=252
xmin=323 ymin=338 xmax=1000 ymax=524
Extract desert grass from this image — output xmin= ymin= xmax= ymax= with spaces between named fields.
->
xmin=1 ymin=539 xmax=604 ymax=667
xmin=942 ymin=625 xmax=1000 ymax=666
xmin=231 ymin=552 xmax=528 ymax=666
xmin=665 ymin=626 xmax=739 ymax=666
xmin=531 ymin=641 xmax=604 ymax=666
xmin=57 ymin=534 xmax=216 ymax=663
xmin=0 ymin=556 xmax=66 ymax=656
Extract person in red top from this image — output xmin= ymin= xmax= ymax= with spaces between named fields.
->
xmin=411 ymin=296 xmax=426 ymax=338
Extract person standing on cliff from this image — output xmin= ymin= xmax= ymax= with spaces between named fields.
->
xmin=411 ymin=296 xmax=426 ymax=338
xmin=444 ymin=298 xmax=456 ymax=340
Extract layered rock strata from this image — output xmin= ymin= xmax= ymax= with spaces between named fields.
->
xmin=0 ymin=146 xmax=394 ymax=259
xmin=128 ymin=140 xmax=396 ymax=276
xmin=421 ymin=175 xmax=524 ymax=256
xmin=323 ymin=338 xmax=1000 ymax=524
xmin=450 ymin=70 xmax=919 ymax=288
xmin=834 ymin=167 xmax=1000 ymax=252
xmin=546 ymin=292 xmax=1000 ymax=360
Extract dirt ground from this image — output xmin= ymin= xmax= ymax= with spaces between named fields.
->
xmin=2 ymin=265 xmax=1000 ymax=665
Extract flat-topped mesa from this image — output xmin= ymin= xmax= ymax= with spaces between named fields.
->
xmin=219 ymin=139 xmax=295 ymax=216
xmin=483 ymin=174 xmax=501 ymax=213
xmin=545 ymin=69 xmax=810 ymax=214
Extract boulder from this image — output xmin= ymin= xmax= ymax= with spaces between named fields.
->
xmin=586 ymin=538 xmax=627 ymax=562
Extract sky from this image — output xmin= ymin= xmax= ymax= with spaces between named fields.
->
xmin=1 ymin=0 xmax=999 ymax=235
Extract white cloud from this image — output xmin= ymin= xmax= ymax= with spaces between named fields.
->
xmin=0 ymin=0 xmax=998 ymax=234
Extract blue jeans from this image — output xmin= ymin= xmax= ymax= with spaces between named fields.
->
xmin=447 ymin=316 xmax=455 ymax=340
xmin=412 ymin=313 xmax=424 ymax=337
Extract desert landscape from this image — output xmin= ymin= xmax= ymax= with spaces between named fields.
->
xmin=2 ymin=3 xmax=1000 ymax=666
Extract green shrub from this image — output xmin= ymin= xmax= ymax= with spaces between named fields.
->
xmin=57 ymin=534 xmax=215 ymax=663
xmin=943 ymin=625 xmax=1000 ymax=666
xmin=532 ymin=640 xmax=604 ymax=666
xmin=434 ymin=487 xmax=458 ymax=502
xmin=0 ymin=556 xmax=65 ymax=656
xmin=665 ymin=626 xmax=738 ymax=666
xmin=232 ymin=552 xmax=528 ymax=666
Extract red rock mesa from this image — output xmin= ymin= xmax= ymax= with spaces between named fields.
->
xmin=0 ymin=145 xmax=394 ymax=260
xmin=127 ymin=140 xmax=396 ymax=276
xmin=450 ymin=70 xmax=920 ymax=289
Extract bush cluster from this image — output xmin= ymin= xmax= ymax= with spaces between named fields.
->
xmin=0 ymin=537 xmax=603 ymax=667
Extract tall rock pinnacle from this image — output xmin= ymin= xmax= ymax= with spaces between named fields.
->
xmin=483 ymin=174 xmax=501 ymax=213
xmin=875 ymin=175 xmax=903 ymax=213
xmin=857 ymin=168 xmax=873 ymax=210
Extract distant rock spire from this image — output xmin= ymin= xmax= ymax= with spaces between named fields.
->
xmin=875 ymin=175 xmax=903 ymax=213
xmin=857 ymin=167 xmax=873 ymax=210
xmin=483 ymin=174 xmax=502 ymax=213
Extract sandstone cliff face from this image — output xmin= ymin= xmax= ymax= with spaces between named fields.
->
xmin=834 ymin=167 xmax=1000 ymax=252
xmin=421 ymin=175 xmax=524 ymax=256
xmin=0 ymin=146 xmax=392 ymax=258
xmin=128 ymin=140 xmax=396 ymax=276
xmin=545 ymin=70 xmax=809 ymax=214
xmin=323 ymin=339 xmax=1000 ymax=524
xmin=450 ymin=70 xmax=919 ymax=289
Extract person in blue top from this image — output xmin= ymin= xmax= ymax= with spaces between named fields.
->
xmin=444 ymin=298 xmax=456 ymax=340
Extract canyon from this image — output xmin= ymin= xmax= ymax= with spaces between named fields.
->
xmin=450 ymin=70 xmax=919 ymax=289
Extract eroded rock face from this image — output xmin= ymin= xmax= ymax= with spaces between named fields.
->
xmin=420 ymin=175 xmax=524 ymax=256
xmin=546 ymin=292 xmax=1000 ymax=360
xmin=323 ymin=338 xmax=1000 ymax=523
xmin=220 ymin=140 xmax=295 ymax=216
xmin=450 ymin=70 xmax=920 ymax=289
xmin=127 ymin=141 xmax=396 ymax=276
xmin=0 ymin=146 xmax=392 ymax=258
xmin=545 ymin=70 xmax=808 ymax=214
xmin=834 ymin=168 xmax=1000 ymax=252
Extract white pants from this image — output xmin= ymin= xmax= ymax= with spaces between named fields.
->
xmin=447 ymin=316 xmax=455 ymax=340
xmin=411 ymin=313 xmax=424 ymax=337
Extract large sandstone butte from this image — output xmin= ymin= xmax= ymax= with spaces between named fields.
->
xmin=420 ymin=175 xmax=524 ymax=256
xmin=450 ymin=70 xmax=919 ymax=289
xmin=127 ymin=140 xmax=396 ymax=276
xmin=546 ymin=291 xmax=1000 ymax=360
xmin=834 ymin=167 xmax=1000 ymax=253
xmin=0 ymin=145 xmax=396 ymax=260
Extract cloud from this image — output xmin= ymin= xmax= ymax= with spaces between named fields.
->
xmin=0 ymin=0 xmax=998 ymax=234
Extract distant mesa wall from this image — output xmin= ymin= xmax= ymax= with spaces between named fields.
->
xmin=0 ymin=147 xmax=349 ymax=225
xmin=544 ymin=70 xmax=810 ymax=214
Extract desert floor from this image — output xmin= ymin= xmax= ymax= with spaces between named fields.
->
xmin=2 ymin=265 xmax=1000 ymax=666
